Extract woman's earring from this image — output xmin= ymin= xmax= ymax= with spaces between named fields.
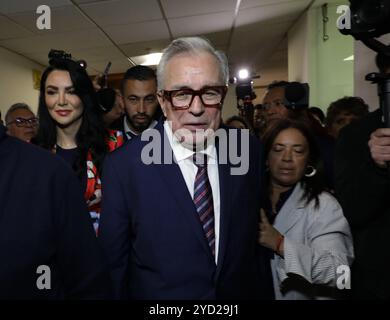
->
xmin=305 ymin=165 xmax=317 ymax=177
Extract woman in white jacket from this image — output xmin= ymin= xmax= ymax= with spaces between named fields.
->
xmin=259 ymin=118 xmax=354 ymax=300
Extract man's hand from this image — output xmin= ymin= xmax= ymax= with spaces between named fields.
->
xmin=368 ymin=128 xmax=390 ymax=168
xmin=258 ymin=209 xmax=282 ymax=253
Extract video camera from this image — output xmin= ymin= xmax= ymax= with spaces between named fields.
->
xmin=229 ymin=73 xmax=258 ymax=115
xmin=235 ymin=81 xmax=256 ymax=111
xmin=340 ymin=0 xmax=390 ymax=174
xmin=340 ymin=0 xmax=390 ymax=55
xmin=283 ymin=82 xmax=310 ymax=111
xmin=340 ymin=0 xmax=390 ymax=40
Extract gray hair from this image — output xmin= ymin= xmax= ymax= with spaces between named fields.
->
xmin=5 ymin=103 xmax=34 ymax=124
xmin=157 ymin=37 xmax=229 ymax=90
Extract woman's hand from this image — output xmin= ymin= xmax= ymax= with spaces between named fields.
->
xmin=258 ymin=209 xmax=284 ymax=255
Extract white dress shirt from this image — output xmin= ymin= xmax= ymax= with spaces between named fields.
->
xmin=163 ymin=121 xmax=221 ymax=265
xmin=124 ymin=118 xmax=157 ymax=140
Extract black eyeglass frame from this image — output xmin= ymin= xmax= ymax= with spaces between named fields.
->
xmin=160 ymin=86 xmax=228 ymax=110
xmin=6 ymin=117 xmax=39 ymax=128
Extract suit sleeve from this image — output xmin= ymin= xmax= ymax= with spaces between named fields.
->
xmin=54 ymin=165 xmax=111 ymax=299
xmin=274 ymin=196 xmax=354 ymax=287
xmin=254 ymin=136 xmax=275 ymax=300
xmin=99 ymin=155 xmax=131 ymax=299
xmin=335 ymin=124 xmax=390 ymax=228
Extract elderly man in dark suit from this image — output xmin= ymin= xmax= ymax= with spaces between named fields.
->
xmin=99 ymin=37 xmax=272 ymax=300
xmin=0 ymin=124 xmax=109 ymax=299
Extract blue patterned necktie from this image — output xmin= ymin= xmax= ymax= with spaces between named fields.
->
xmin=193 ymin=154 xmax=215 ymax=256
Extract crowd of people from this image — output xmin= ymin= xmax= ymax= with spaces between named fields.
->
xmin=0 ymin=36 xmax=389 ymax=300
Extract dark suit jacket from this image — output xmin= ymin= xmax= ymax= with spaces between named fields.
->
xmin=99 ymin=121 xmax=273 ymax=299
xmin=0 ymin=125 xmax=110 ymax=299
xmin=110 ymin=113 xmax=164 ymax=142
xmin=335 ymin=109 xmax=390 ymax=299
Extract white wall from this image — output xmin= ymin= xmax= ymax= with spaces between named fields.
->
xmin=0 ymin=47 xmax=44 ymax=120
xmin=222 ymin=84 xmax=238 ymax=121
xmin=288 ymin=11 xmax=309 ymax=83
xmin=288 ymin=2 xmax=354 ymax=111
xmin=354 ymin=34 xmax=390 ymax=111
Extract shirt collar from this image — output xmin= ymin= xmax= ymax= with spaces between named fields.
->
xmin=124 ymin=118 xmax=157 ymax=137
xmin=163 ymin=121 xmax=217 ymax=163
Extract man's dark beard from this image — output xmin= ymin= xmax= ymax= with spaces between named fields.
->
xmin=127 ymin=113 xmax=152 ymax=133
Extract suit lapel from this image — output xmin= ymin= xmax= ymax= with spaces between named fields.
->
xmin=273 ymin=183 xmax=306 ymax=235
xmin=0 ymin=125 xmax=7 ymax=145
xmin=215 ymin=160 xmax=232 ymax=277
xmin=215 ymin=129 xmax=233 ymax=277
xmin=0 ymin=132 xmax=16 ymax=224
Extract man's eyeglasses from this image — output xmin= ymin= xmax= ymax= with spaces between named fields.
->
xmin=6 ymin=117 xmax=39 ymax=128
xmin=160 ymin=86 xmax=228 ymax=110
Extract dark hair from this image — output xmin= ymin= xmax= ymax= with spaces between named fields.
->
xmin=121 ymin=65 xmax=163 ymax=121
xmin=326 ymin=96 xmax=369 ymax=128
xmin=267 ymin=80 xmax=289 ymax=90
xmin=35 ymin=58 xmax=108 ymax=179
xmin=263 ymin=118 xmax=326 ymax=208
xmin=121 ymin=65 xmax=156 ymax=94
xmin=308 ymin=106 xmax=325 ymax=124
xmin=376 ymin=52 xmax=390 ymax=73
xmin=224 ymin=115 xmax=249 ymax=129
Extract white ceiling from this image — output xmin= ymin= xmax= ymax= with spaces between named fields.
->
xmin=0 ymin=0 xmax=316 ymax=84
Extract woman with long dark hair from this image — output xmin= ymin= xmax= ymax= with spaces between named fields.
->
xmin=35 ymin=55 xmax=123 ymax=234
xmin=258 ymin=118 xmax=354 ymax=299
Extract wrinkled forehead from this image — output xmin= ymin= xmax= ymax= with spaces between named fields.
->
xmin=9 ymin=108 xmax=35 ymax=120
xmin=164 ymin=51 xmax=221 ymax=84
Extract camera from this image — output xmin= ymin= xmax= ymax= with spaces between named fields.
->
xmin=339 ymin=0 xmax=390 ymax=57
xmin=235 ymin=81 xmax=256 ymax=115
xmin=48 ymin=49 xmax=87 ymax=69
xmin=235 ymin=81 xmax=256 ymax=101
xmin=284 ymin=82 xmax=310 ymax=110
xmin=340 ymin=0 xmax=390 ymax=40
xmin=340 ymin=0 xmax=390 ymax=173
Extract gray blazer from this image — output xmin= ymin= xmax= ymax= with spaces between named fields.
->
xmin=271 ymin=183 xmax=354 ymax=300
